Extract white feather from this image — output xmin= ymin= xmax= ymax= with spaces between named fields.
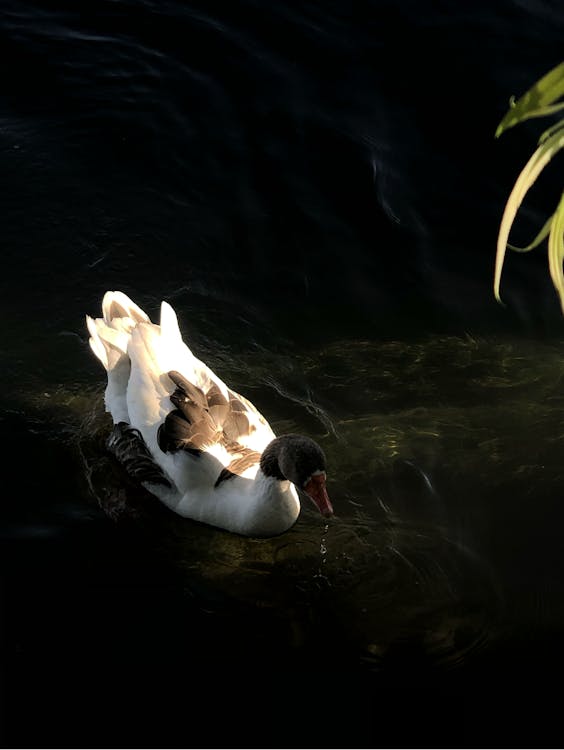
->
xmin=87 ymin=291 xmax=300 ymax=536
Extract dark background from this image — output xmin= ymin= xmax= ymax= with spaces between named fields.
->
xmin=1 ymin=1 xmax=564 ymax=747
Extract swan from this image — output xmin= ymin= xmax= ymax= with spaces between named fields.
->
xmin=86 ymin=291 xmax=333 ymax=537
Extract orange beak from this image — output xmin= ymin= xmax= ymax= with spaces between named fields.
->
xmin=303 ymin=474 xmax=333 ymax=518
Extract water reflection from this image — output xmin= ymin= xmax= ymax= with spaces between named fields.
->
xmin=81 ymin=417 xmax=501 ymax=678
xmin=9 ymin=332 xmax=564 ymax=680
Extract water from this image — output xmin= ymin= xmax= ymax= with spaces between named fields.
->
xmin=2 ymin=1 xmax=564 ymax=747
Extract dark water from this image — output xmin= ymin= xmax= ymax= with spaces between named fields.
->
xmin=2 ymin=1 xmax=564 ymax=747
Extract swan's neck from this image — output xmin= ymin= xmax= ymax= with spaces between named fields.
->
xmin=245 ymin=470 xmax=301 ymax=537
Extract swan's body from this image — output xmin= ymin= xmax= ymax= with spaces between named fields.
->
xmin=86 ymin=291 xmax=332 ymax=537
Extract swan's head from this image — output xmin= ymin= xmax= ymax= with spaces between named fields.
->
xmin=260 ymin=434 xmax=333 ymax=517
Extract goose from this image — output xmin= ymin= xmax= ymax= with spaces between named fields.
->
xmin=86 ymin=291 xmax=333 ymax=537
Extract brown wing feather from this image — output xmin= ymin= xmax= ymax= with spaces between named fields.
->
xmin=168 ymin=370 xmax=208 ymax=407
xmin=214 ymin=446 xmax=262 ymax=487
xmin=158 ymin=372 xmax=262 ymax=475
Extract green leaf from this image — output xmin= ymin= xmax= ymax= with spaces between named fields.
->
xmin=539 ymin=117 xmax=564 ymax=144
xmin=495 ymin=61 xmax=564 ymax=138
xmin=548 ymin=192 xmax=564 ymax=314
xmin=494 ymin=127 xmax=564 ymax=304
xmin=507 ymin=212 xmax=554 ymax=252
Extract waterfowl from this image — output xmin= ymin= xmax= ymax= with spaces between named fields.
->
xmin=86 ymin=291 xmax=333 ymax=537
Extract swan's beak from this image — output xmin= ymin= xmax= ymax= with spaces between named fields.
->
xmin=304 ymin=475 xmax=334 ymax=518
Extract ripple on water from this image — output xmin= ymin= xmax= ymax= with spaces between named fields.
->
xmin=61 ymin=332 xmax=564 ymax=677
xmin=77 ymin=397 xmax=504 ymax=677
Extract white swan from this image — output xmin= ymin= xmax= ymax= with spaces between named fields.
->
xmin=86 ymin=291 xmax=333 ymax=537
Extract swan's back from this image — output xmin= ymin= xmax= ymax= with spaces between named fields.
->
xmin=87 ymin=291 xmax=276 ymax=461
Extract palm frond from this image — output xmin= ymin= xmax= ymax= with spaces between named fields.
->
xmin=548 ymin=192 xmax=564 ymax=313
xmin=496 ymin=61 xmax=564 ymax=138
xmin=494 ymin=128 xmax=564 ymax=304
xmin=507 ymin=212 xmax=554 ymax=253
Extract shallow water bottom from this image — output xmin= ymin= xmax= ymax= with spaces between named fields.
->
xmin=3 ymin=333 xmax=564 ymax=746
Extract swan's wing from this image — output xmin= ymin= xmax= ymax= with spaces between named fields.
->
xmin=157 ymin=300 xmax=276 ymax=453
xmin=156 ymin=370 xmax=272 ymax=479
xmin=223 ymin=387 xmax=276 ymax=452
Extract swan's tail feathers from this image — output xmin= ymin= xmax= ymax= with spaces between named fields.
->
xmin=102 ymin=291 xmax=150 ymax=327
xmin=87 ymin=290 xmax=151 ymax=425
xmin=159 ymin=300 xmax=183 ymax=349
xmin=86 ymin=313 xmax=131 ymax=423
xmin=87 ymin=291 xmax=151 ymax=371
xmin=86 ymin=314 xmax=130 ymax=372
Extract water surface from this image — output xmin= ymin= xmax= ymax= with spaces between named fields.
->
xmin=2 ymin=0 xmax=564 ymax=746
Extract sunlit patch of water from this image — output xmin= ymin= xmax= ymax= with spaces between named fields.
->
xmin=7 ymin=332 xmax=564 ymax=677
xmin=75 ymin=399 xmax=503 ymax=676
